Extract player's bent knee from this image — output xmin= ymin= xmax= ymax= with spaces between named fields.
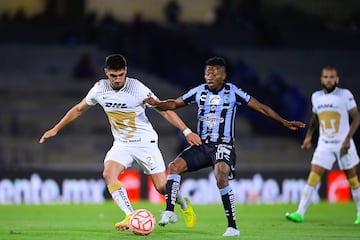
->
xmin=168 ymin=163 xmax=181 ymax=174
xmin=348 ymin=176 xmax=360 ymax=189
xmin=168 ymin=158 xmax=187 ymax=174
xmin=307 ymin=171 xmax=321 ymax=187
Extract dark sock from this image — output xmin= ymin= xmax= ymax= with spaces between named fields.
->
xmin=221 ymin=187 xmax=237 ymax=228
xmin=165 ymin=175 xmax=180 ymax=211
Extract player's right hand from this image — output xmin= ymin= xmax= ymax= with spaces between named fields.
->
xmin=142 ymin=97 xmax=158 ymax=107
xmin=301 ymin=136 xmax=312 ymax=149
xmin=39 ymin=129 xmax=57 ymax=143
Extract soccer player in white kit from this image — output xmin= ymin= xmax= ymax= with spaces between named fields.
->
xmin=286 ymin=66 xmax=360 ymax=224
xmin=39 ymin=54 xmax=200 ymax=231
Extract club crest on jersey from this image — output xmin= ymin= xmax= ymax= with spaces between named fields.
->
xmin=209 ymin=95 xmax=220 ymax=105
xmin=105 ymin=102 xmax=128 ymax=108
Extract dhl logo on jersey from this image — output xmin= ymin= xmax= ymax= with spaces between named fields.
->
xmin=105 ymin=102 xmax=128 ymax=108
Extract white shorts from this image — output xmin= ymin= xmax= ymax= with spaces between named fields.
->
xmin=104 ymin=142 xmax=166 ymax=175
xmin=311 ymin=142 xmax=359 ymax=170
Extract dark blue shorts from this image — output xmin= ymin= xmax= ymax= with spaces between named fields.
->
xmin=178 ymin=143 xmax=236 ymax=179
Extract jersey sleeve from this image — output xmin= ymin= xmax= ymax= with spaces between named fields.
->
xmin=137 ymin=80 xmax=159 ymax=109
xmin=344 ymin=89 xmax=357 ymax=110
xmin=85 ymin=81 xmax=101 ymax=106
xmin=182 ymin=86 xmax=199 ymax=104
xmin=140 ymin=81 xmax=159 ymax=101
xmin=235 ymin=87 xmax=251 ymax=105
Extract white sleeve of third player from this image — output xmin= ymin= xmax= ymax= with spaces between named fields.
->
xmin=344 ymin=89 xmax=357 ymax=110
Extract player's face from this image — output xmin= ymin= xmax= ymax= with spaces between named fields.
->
xmin=204 ymin=65 xmax=226 ymax=91
xmin=321 ymin=69 xmax=339 ymax=93
xmin=105 ymin=68 xmax=127 ymax=90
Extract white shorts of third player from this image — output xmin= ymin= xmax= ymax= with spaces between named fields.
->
xmin=104 ymin=142 xmax=166 ymax=175
xmin=311 ymin=141 xmax=360 ymax=170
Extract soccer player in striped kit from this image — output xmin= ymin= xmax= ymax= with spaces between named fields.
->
xmin=143 ymin=56 xmax=305 ymax=236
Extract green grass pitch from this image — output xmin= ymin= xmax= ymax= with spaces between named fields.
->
xmin=0 ymin=201 xmax=358 ymax=239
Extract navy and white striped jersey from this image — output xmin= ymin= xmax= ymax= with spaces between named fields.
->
xmin=182 ymin=83 xmax=251 ymax=144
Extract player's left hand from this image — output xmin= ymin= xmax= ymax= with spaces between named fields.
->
xmin=340 ymin=140 xmax=350 ymax=156
xmin=185 ymin=132 xmax=202 ymax=146
xmin=283 ymin=120 xmax=306 ymax=131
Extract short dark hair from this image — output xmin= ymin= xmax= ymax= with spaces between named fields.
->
xmin=105 ymin=54 xmax=127 ymax=70
xmin=321 ymin=66 xmax=337 ymax=74
xmin=205 ymin=56 xmax=226 ymax=67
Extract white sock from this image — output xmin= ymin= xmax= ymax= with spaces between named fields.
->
xmin=111 ymin=188 xmax=134 ymax=215
xmin=297 ymin=184 xmax=315 ymax=216
xmin=176 ymin=192 xmax=188 ymax=209
xmin=351 ymin=187 xmax=360 ymax=215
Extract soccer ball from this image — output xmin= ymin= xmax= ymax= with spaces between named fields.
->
xmin=129 ymin=209 xmax=156 ymax=235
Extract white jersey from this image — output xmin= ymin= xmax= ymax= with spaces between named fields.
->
xmin=85 ymin=77 xmax=158 ymax=145
xmin=312 ymin=87 xmax=357 ymax=149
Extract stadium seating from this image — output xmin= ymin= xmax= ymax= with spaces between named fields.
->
xmin=0 ymin=44 xmax=358 ymax=172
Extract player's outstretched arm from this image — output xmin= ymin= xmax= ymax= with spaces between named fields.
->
xmin=247 ymin=96 xmax=306 ymax=130
xmin=39 ymin=98 xmax=91 ymax=143
xmin=143 ymin=97 xmax=185 ymax=111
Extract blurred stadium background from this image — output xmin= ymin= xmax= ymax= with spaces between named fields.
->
xmin=0 ymin=0 xmax=360 ymax=205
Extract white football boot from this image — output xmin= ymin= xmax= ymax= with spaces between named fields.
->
xmin=222 ymin=227 xmax=240 ymax=237
xmin=158 ymin=210 xmax=178 ymax=226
